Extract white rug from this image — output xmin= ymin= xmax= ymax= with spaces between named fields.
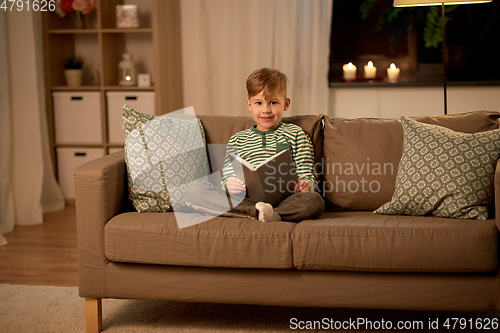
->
xmin=1 ymin=284 xmax=498 ymax=333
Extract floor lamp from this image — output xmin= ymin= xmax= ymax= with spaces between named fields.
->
xmin=393 ymin=0 xmax=492 ymax=115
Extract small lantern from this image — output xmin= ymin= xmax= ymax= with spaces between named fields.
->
xmin=118 ymin=52 xmax=137 ymax=86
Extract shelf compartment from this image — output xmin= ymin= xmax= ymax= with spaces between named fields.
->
xmin=46 ymin=8 xmax=99 ymax=30
xmin=100 ymin=0 xmax=152 ymax=29
xmin=47 ymin=34 xmax=99 ymax=87
xmin=101 ymin=32 xmax=154 ymax=87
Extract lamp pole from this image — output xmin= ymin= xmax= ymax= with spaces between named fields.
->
xmin=442 ymin=3 xmax=448 ymax=115
xmin=394 ymin=1 xmax=493 ymax=115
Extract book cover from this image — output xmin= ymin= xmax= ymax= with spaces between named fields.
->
xmin=228 ymin=149 xmax=298 ymax=206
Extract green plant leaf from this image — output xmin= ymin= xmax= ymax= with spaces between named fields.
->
xmin=360 ymin=0 xmax=376 ymax=20
xmin=427 ymin=11 xmax=436 ymax=24
xmin=63 ymin=55 xmax=84 ymax=69
xmin=387 ymin=8 xmax=402 ymax=23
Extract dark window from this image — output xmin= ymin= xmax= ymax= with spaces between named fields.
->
xmin=329 ymin=0 xmax=500 ymax=83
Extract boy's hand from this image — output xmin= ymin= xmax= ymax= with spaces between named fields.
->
xmin=294 ymin=180 xmax=311 ymax=193
xmin=226 ymin=177 xmax=246 ymax=194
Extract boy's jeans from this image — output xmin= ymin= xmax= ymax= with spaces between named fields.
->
xmin=185 ymin=181 xmax=324 ymax=222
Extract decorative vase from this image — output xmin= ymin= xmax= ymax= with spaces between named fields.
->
xmin=64 ymin=69 xmax=83 ymax=87
xmin=74 ymin=11 xmax=84 ymax=29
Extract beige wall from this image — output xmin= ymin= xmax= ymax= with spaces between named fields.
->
xmin=5 ymin=9 xmax=500 ymax=120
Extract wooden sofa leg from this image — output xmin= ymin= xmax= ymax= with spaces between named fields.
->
xmin=85 ymin=298 xmax=102 ymax=333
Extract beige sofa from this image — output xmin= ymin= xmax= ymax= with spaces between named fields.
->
xmin=75 ymin=111 xmax=500 ymax=333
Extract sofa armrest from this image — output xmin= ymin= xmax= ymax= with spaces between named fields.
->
xmin=75 ymin=150 xmax=126 ymax=297
xmin=495 ymin=159 xmax=500 ymax=231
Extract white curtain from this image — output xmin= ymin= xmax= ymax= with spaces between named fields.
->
xmin=180 ymin=0 xmax=333 ymax=117
xmin=0 ymin=11 xmax=65 ymax=245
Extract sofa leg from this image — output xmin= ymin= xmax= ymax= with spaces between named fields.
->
xmin=85 ymin=298 xmax=102 ymax=333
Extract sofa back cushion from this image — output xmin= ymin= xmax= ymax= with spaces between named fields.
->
xmin=322 ymin=111 xmax=500 ymax=210
xmin=197 ymin=115 xmax=323 ymax=176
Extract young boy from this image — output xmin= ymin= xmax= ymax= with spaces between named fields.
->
xmin=186 ymin=68 xmax=324 ymax=222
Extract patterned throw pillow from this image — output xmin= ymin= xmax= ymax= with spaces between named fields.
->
xmin=123 ymin=105 xmax=209 ymax=212
xmin=375 ymin=116 xmax=500 ymax=220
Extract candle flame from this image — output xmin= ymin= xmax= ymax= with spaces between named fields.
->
xmin=390 ymin=63 xmax=396 ymax=70
xmin=348 ymin=62 xmax=353 ymax=69
xmin=368 ymin=61 xmax=373 ymax=68
xmin=126 ymin=76 xmax=131 ymax=81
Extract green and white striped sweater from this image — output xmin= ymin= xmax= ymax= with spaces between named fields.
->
xmin=221 ymin=121 xmax=317 ymax=190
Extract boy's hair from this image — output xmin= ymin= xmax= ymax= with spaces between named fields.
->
xmin=246 ymin=68 xmax=288 ymax=99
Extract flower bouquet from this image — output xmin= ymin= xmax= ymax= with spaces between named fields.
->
xmin=56 ymin=0 xmax=97 ymax=29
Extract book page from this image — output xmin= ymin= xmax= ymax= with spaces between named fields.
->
xmin=255 ymin=149 xmax=289 ymax=169
xmin=229 ymin=149 xmax=290 ymax=171
xmin=227 ymin=152 xmax=256 ymax=171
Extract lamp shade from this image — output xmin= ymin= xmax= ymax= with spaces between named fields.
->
xmin=394 ymin=0 xmax=491 ymax=6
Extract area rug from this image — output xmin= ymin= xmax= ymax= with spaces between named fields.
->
xmin=0 ymin=284 xmax=498 ymax=333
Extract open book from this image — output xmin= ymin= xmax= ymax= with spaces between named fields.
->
xmin=228 ymin=149 xmax=298 ymax=206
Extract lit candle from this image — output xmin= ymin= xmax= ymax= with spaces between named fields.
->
xmin=343 ymin=62 xmax=357 ymax=81
xmin=387 ymin=63 xmax=400 ymax=83
xmin=364 ymin=61 xmax=377 ymax=79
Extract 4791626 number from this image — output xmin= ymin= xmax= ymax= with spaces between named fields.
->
xmin=1 ymin=0 xmax=55 ymax=11
xmin=443 ymin=318 xmax=499 ymax=330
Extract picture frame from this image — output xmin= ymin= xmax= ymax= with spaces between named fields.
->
xmin=116 ymin=5 xmax=139 ymax=29
xmin=138 ymin=73 xmax=151 ymax=87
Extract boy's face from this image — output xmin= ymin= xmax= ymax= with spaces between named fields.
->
xmin=246 ymin=89 xmax=290 ymax=132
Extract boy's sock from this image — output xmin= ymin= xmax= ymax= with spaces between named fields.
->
xmin=255 ymin=202 xmax=282 ymax=222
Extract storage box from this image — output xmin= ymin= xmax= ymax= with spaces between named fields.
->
xmin=57 ymin=148 xmax=104 ymax=199
xmin=53 ymin=91 xmax=102 ymax=144
xmin=108 ymin=147 xmax=124 ymax=155
xmin=107 ymin=91 xmax=155 ymax=144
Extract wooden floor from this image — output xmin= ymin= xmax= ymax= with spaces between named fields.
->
xmin=0 ymin=205 xmax=79 ymax=287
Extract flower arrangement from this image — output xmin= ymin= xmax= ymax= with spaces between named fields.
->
xmin=56 ymin=0 xmax=97 ymax=18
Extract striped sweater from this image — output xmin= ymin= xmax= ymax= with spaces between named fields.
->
xmin=221 ymin=121 xmax=317 ymax=190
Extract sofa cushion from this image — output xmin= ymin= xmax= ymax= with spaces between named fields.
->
xmin=105 ymin=212 xmax=296 ymax=269
xmin=375 ymin=116 xmax=500 ymax=219
xmin=198 ymin=115 xmax=323 ymax=176
xmin=123 ymin=105 xmax=209 ymax=213
xmin=322 ymin=111 xmax=500 ymax=210
xmin=293 ymin=211 xmax=498 ymax=273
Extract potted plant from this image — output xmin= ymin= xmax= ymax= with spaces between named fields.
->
xmin=64 ymin=55 xmax=84 ymax=87
xmin=360 ymin=1 xmax=443 ymax=49
xmin=359 ymin=0 xmax=446 ymax=71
